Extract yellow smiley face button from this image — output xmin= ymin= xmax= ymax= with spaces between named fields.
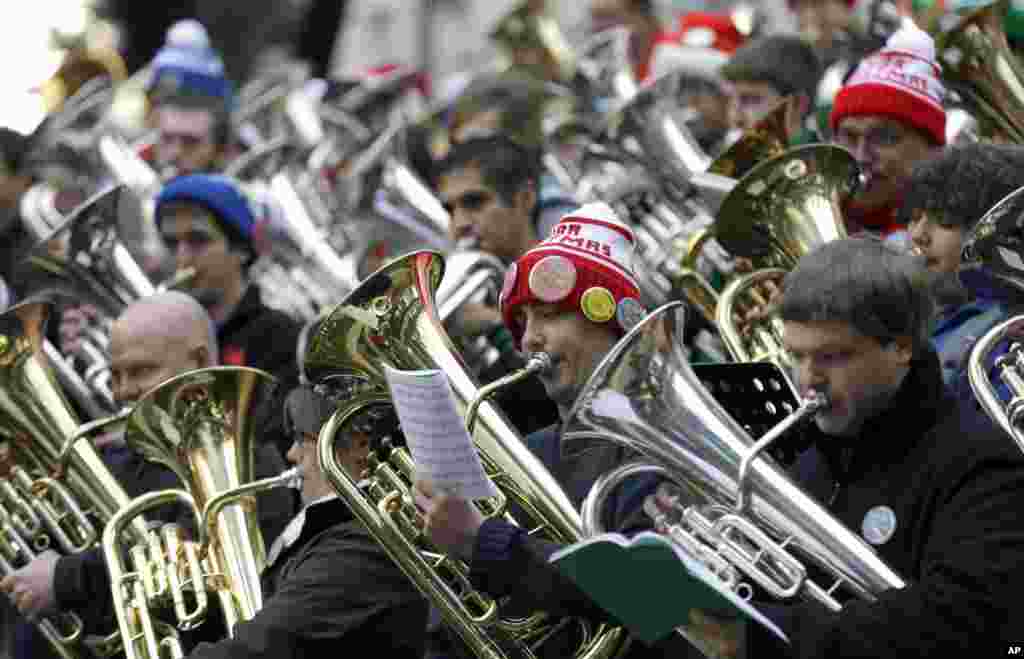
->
xmin=580 ymin=287 xmax=615 ymax=323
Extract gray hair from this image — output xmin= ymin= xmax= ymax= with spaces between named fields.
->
xmin=128 ymin=290 xmax=219 ymax=364
xmin=779 ymin=237 xmax=935 ymax=355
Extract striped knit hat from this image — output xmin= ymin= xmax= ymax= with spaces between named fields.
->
xmin=500 ymin=202 xmax=645 ymax=348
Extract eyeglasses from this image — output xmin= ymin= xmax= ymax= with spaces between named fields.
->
xmin=441 ymin=190 xmax=493 ymax=216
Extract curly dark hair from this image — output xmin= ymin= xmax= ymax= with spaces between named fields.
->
xmin=900 ymin=143 xmax=1024 ymax=229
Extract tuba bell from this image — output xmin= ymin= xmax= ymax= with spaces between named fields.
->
xmin=568 ymin=302 xmax=906 ymax=631
xmin=935 ymin=0 xmax=1024 ymax=144
xmin=21 ymin=184 xmax=191 ymax=414
xmin=961 ymin=185 xmax=1024 ymax=453
xmin=102 ymin=366 xmax=301 ymax=659
xmin=0 ymin=299 xmax=150 ymax=658
xmin=304 ymin=250 xmax=628 ymax=659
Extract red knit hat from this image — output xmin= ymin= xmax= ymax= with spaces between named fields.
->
xmin=499 ymin=202 xmax=645 ymax=349
xmin=829 ymin=21 xmax=947 ymax=145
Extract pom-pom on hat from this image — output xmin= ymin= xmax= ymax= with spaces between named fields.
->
xmin=148 ymin=19 xmax=232 ymax=104
xmin=500 ymin=202 xmax=645 ymax=348
xmin=829 ymin=20 xmax=947 ymax=145
xmin=155 ymin=174 xmax=256 ymax=251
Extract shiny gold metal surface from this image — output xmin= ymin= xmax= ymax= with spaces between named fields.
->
xmin=714 ymin=267 xmax=791 ymax=369
xmin=103 ymin=366 xmax=301 ymax=659
xmin=307 ymin=250 xmax=627 ymax=659
xmin=714 ymin=144 xmax=859 ymax=270
xmin=707 ymin=97 xmax=791 ymax=180
xmin=0 ymin=300 xmax=150 ymax=658
xmin=935 ymin=0 xmax=1024 ymax=144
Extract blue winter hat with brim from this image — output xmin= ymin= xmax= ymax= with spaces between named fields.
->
xmin=155 ymin=173 xmax=255 ymax=250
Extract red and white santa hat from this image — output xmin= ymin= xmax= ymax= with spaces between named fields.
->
xmin=830 ymin=20 xmax=947 ymax=145
xmin=500 ymin=202 xmax=645 ymax=348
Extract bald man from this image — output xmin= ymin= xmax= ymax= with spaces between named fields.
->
xmin=1 ymin=292 xmax=294 ymax=656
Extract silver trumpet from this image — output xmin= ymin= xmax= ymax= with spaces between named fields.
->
xmin=568 ymin=302 xmax=906 ymax=621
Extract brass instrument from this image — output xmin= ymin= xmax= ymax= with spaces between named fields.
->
xmin=935 ymin=0 xmax=1024 ymax=143
xmin=569 ymin=302 xmax=906 ymax=625
xmin=714 ymin=267 xmax=790 ymax=369
xmin=305 ymin=251 xmax=628 ymax=659
xmin=707 ymin=97 xmax=792 ymax=180
xmin=714 ymin=144 xmax=858 ymax=270
xmin=103 ymin=366 xmax=301 ymax=659
xmin=0 ymin=300 xmax=150 ymax=658
xmin=21 ymin=184 xmax=192 ymax=414
xmin=961 ymin=184 xmax=1024 ymax=452
xmin=490 ymin=1 xmax=576 ymax=84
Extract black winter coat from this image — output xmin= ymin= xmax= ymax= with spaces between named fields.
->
xmin=752 ymin=350 xmax=1024 ymax=657
xmin=187 ymin=496 xmax=428 ymax=658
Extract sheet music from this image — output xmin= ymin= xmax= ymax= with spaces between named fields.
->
xmin=384 ymin=365 xmax=498 ymax=500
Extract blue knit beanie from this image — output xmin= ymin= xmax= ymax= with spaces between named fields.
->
xmin=155 ymin=174 xmax=255 ymax=250
xmin=147 ymin=20 xmax=233 ymax=107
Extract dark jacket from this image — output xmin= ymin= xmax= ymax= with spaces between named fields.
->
xmin=218 ymin=285 xmax=302 ymax=458
xmin=468 ymin=426 xmax=698 ymax=659
xmin=188 ymin=496 xmax=428 ymax=658
xmin=52 ymin=440 xmax=295 ymax=635
xmin=218 ymin=285 xmax=301 ymax=382
xmin=752 ymin=349 xmax=1024 ymax=657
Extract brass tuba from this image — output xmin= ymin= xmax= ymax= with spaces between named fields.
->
xmin=934 ymin=0 xmax=1024 ymax=144
xmin=709 ymin=145 xmax=861 ymax=370
xmin=0 ymin=299 xmax=150 ymax=658
xmin=568 ymin=302 xmax=906 ymax=628
xmin=21 ymin=184 xmax=192 ymax=414
xmin=102 ymin=366 xmax=301 ymax=659
xmin=304 ymin=251 xmax=628 ymax=659
xmin=961 ymin=185 xmax=1024 ymax=453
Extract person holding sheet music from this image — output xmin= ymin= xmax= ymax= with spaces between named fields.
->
xmin=413 ymin=202 xmax=715 ymax=658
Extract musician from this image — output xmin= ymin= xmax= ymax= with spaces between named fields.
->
xmin=436 ymin=135 xmax=563 ymax=435
xmin=2 ymin=291 xmax=294 ymax=658
xmin=414 ymin=202 xmax=699 ymax=658
xmin=181 ymin=383 xmax=428 ymax=658
xmin=691 ymin=236 xmax=1024 ymax=657
xmin=144 ymin=20 xmax=234 ymax=179
xmin=828 ymin=21 xmax=946 ymax=242
xmin=901 ymin=143 xmax=1024 ymax=386
xmin=720 ymin=35 xmax=822 ymax=144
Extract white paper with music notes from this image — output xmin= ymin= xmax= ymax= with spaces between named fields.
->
xmin=384 ymin=365 xmax=498 ymax=500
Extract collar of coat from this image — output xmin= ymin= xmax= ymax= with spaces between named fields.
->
xmin=804 ymin=348 xmax=949 ymax=484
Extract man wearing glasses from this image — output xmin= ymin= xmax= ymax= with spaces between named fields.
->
xmin=827 ymin=21 xmax=946 ymax=244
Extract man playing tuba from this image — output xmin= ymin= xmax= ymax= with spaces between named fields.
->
xmin=414 ymin=202 xmax=703 ymax=658
xmin=1 ymin=291 xmax=294 ymax=659
xmin=681 ymin=237 xmax=1024 ymax=656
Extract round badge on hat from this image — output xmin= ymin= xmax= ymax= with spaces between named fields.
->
xmin=529 ymin=255 xmax=577 ymax=303
xmin=861 ymin=505 xmax=897 ymax=545
xmin=616 ymin=297 xmax=646 ymax=331
xmin=581 ymin=287 xmax=616 ymax=323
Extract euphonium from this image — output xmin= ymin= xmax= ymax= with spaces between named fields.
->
xmin=304 ymin=251 xmax=628 ymax=659
xmin=960 ymin=185 xmax=1024 ymax=453
xmin=0 ymin=300 xmax=149 ymax=658
xmin=568 ymin=302 xmax=906 ymax=622
xmin=935 ymin=0 xmax=1024 ymax=144
xmin=708 ymin=145 xmax=860 ymax=369
xmin=22 ymin=184 xmax=193 ymax=413
xmin=102 ymin=366 xmax=301 ymax=659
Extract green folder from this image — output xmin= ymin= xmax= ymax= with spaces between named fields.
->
xmin=549 ymin=530 xmax=789 ymax=646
